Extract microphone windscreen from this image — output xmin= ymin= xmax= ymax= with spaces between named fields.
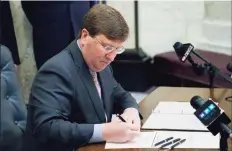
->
xmin=173 ymin=42 xmax=182 ymax=50
xmin=190 ymin=96 xmax=205 ymax=110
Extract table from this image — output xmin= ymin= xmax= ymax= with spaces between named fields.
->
xmin=78 ymin=87 xmax=232 ymax=151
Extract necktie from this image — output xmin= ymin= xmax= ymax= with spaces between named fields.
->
xmin=90 ymin=70 xmax=107 ymax=122
xmin=90 ymin=71 xmax=101 ymax=99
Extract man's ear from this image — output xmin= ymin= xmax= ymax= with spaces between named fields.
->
xmin=80 ymin=29 xmax=89 ymax=46
xmin=81 ymin=28 xmax=88 ymax=40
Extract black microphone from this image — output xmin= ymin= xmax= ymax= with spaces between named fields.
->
xmin=173 ymin=42 xmax=205 ymax=75
xmin=190 ymin=96 xmax=205 ymax=110
xmin=173 ymin=42 xmax=194 ymax=63
xmin=173 ymin=42 xmax=212 ymax=65
xmin=190 ymin=96 xmax=232 ymax=151
xmin=190 ymin=96 xmax=231 ymax=137
xmin=226 ymin=62 xmax=232 ymax=73
xmin=173 ymin=42 xmax=232 ymax=86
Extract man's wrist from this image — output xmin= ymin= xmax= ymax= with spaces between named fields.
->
xmin=102 ymin=123 xmax=111 ymax=141
xmin=89 ymin=124 xmax=104 ymax=143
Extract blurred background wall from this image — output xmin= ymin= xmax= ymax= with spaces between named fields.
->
xmin=7 ymin=1 xmax=232 ymax=102
xmin=107 ymin=1 xmax=231 ymax=56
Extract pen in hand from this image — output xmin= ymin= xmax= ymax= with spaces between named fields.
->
xmin=117 ymin=114 xmax=126 ymax=122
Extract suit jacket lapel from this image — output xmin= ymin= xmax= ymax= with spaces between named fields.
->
xmin=69 ymin=40 xmax=106 ymax=122
xmin=79 ymin=67 xmax=106 ymax=122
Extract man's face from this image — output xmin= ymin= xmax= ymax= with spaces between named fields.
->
xmin=80 ymin=29 xmax=125 ymax=72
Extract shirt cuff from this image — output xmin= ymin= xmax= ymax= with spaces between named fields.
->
xmin=88 ymin=124 xmax=103 ymax=143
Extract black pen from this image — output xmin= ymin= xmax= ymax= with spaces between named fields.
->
xmin=170 ymin=139 xmax=186 ymax=149
xmin=160 ymin=138 xmax=181 ymax=148
xmin=117 ymin=114 xmax=126 ymax=122
xmin=154 ymin=137 xmax=173 ymax=146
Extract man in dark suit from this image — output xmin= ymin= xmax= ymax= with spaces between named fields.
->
xmin=23 ymin=4 xmax=142 ymax=151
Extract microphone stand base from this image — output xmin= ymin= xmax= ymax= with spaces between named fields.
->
xmin=220 ymin=130 xmax=229 ymax=151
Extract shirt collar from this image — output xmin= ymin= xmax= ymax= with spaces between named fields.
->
xmin=77 ymin=39 xmax=96 ymax=74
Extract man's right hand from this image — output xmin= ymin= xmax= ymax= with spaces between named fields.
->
xmin=102 ymin=119 xmax=140 ymax=143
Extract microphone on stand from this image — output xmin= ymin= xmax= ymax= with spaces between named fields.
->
xmin=173 ymin=42 xmax=232 ymax=87
xmin=173 ymin=42 xmax=205 ymax=76
xmin=190 ymin=96 xmax=232 ymax=151
xmin=173 ymin=42 xmax=194 ymax=63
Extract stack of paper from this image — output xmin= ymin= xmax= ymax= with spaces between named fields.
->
xmin=105 ymin=131 xmax=219 ymax=149
xmin=142 ymin=102 xmax=208 ymax=131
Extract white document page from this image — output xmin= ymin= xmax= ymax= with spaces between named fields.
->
xmin=142 ymin=113 xmax=208 ymax=131
xmin=142 ymin=101 xmax=209 ymax=131
xmin=153 ymin=131 xmax=219 ymax=149
xmin=152 ymin=102 xmax=195 ymax=114
xmin=105 ymin=131 xmax=219 ymax=149
xmin=105 ymin=132 xmax=156 ymax=149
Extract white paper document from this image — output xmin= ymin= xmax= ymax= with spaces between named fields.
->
xmin=105 ymin=132 xmax=156 ymax=149
xmin=142 ymin=101 xmax=208 ymax=131
xmin=142 ymin=113 xmax=208 ymax=131
xmin=152 ymin=102 xmax=196 ymax=114
xmin=105 ymin=131 xmax=219 ymax=149
xmin=153 ymin=131 xmax=219 ymax=149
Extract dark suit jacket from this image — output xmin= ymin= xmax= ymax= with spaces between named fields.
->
xmin=23 ymin=39 xmax=141 ymax=151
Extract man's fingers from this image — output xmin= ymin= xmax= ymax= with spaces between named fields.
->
xmin=114 ymin=117 xmax=122 ymax=123
xmin=128 ymin=129 xmax=141 ymax=139
xmin=130 ymin=130 xmax=140 ymax=135
xmin=126 ymin=118 xmax=133 ymax=124
xmin=120 ymin=114 xmax=134 ymax=124
xmin=119 ymin=114 xmax=141 ymax=131
xmin=126 ymin=123 xmax=140 ymax=131
xmin=133 ymin=118 xmax=141 ymax=129
xmin=120 ymin=114 xmax=128 ymax=121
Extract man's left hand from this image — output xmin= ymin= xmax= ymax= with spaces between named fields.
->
xmin=119 ymin=108 xmax=141 ymax=131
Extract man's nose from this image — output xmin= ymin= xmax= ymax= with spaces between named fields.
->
xmin=106 ymin=51 xmax=117 ymax=62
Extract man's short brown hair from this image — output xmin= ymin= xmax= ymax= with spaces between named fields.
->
xmin=79 ymin=4 xmax=129 ymax=41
